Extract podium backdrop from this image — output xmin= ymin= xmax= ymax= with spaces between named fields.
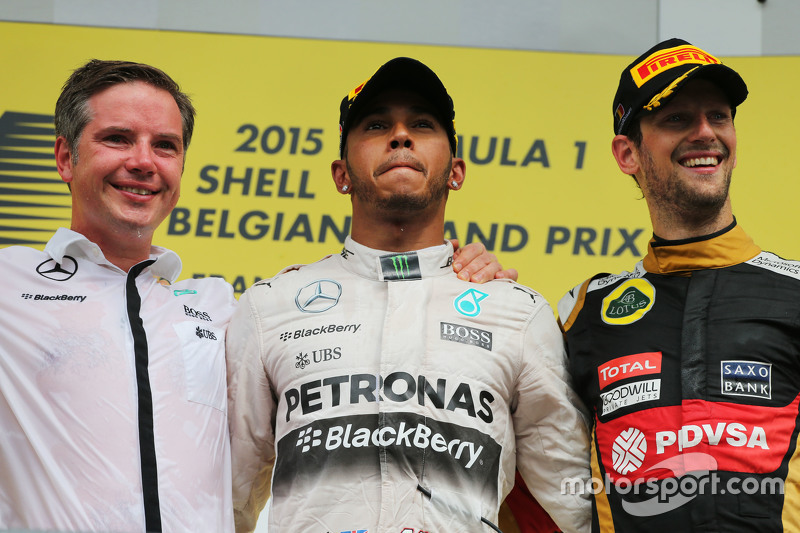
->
xmin=3 ymin=22 xmax=798 ymax=306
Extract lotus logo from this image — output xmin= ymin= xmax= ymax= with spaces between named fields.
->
xmin=295 ymin=279 xmax=342 ymax=313
xmin=36 ymin=256 xmax=78 ymax=281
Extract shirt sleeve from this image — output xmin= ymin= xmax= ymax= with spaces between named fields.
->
xmin=226 ymin=287 xmax=277 ymax=533
xmin=513 ymin=302 xmax=592 ymax=533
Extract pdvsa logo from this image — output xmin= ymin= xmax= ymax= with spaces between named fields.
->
xmin=601 ymin=279 xmax=655 ymax=325
xmin=609 ymin=422 xmax=769 ymax=476
xmin=612 ymin=428 xmax=647 ymax=475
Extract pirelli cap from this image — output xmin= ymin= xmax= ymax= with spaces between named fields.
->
xmin=613 ymin=38 xmax=748 ymax=135
xmin=338 ymin=57 xmax=457 ymax=158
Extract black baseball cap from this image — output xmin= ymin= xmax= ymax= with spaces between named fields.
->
xmin=338 ymin=57 xmax=457 ymax=158
xmin=613 ymin=38 xmax=748 ymax=135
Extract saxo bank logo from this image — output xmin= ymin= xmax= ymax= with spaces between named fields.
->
xmin=295 ymin=279 xmax=342 ymax=313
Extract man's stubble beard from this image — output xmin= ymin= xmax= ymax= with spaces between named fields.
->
xmin=639 ymin=146 xmax=732 ymax=225
xmin=346 ymin=159 xmax=452 ymax=214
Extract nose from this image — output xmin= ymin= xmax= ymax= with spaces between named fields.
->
xmin=389 ymin=122 xmax=413 ymax=150
xmin=689 ymin=115 xmax=717 ymax=143
xmin=125 ymin=142 xmax=156 ymax=175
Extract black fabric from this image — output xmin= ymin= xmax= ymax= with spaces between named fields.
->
xmin=126 ymin=259 xmax=161 ymax=533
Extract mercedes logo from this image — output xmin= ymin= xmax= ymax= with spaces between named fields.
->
xmin=295 ymin=279 xmax=342 ymax=313
xmin=36 ymin=256 xmax=78 ymax=281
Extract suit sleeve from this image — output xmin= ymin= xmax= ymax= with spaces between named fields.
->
xmin=513 ymin=302 xmax=592 ymax=533
xmin=226 ymin=287 xmax=277 ymax=533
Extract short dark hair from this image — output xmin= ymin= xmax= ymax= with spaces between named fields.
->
xmin=54 ymin=59 xmax=195 ymax=159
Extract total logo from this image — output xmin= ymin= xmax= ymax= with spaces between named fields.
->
xmin=610 ymin=423 xmax=769 ymax=476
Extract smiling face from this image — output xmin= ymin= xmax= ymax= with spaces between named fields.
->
xmin=338 ymin=90 xmax=460 ymax=216
xmin=55 ymin=81 xmax=185 ymax=246
xmin=613 ymin=79 xmax=737 ymax=236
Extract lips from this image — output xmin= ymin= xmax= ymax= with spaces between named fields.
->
xmin=375 ymin=156 xmax=425 ymax=177
xmin=113 ymin=184 xmax=157 ymax=196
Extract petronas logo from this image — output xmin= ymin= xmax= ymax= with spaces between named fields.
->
xmin=601 ymin=279 xmax=656 ymax=325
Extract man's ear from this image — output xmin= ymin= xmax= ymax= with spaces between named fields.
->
xmin=55 ymin=136 xmax=74 ymax=184
xmin=331 ymin=159 xmax=351 ymax=194
xmin=611 ymin=135 xmax=642 ymax=176
xmin=448 ymin=157 xmax=466 ymax=190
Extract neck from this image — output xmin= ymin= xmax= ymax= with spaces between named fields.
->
xmin=649 ymin=198 xmax=734 ymax=241
xmin=349 ymin=202 xmax=446 ymax=252
xmin=73 ymin=225 xmax=154 ymax=272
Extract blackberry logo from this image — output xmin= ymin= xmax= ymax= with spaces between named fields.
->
xmin=612 ymin=427 xmax=647 ymax=475
xmin=22 ymin=294 xmax=32 ymax=299
xmin=296 ymin=427 xmax=322 ymax=452
xmin=279 ymin=323 xmax=361 ymax=342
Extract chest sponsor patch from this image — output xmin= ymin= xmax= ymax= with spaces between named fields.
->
xmin=601 ymin=278 xmax=656 ymax=325
xmin=721 ymin=360 xmax=772 ymax=400
xmin=598 ymin=352 xmax=662 ymax=389
xmin=595 ymin=395 xmax=800 ymax=482
xmin=601 ymin=379 xmax=661 ymax=416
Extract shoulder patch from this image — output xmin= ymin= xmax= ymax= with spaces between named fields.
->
xmin=601 ymin=278 xmax=656 ymax=325
xmin=747 ymin=251 xmax=800 ymax=281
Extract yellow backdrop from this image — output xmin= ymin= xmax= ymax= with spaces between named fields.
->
xmin=2 ymin=22 xmax=797 ymax=306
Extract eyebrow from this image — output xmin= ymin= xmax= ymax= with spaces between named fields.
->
xmin=356 ymin=105 xmax=440 ymax=124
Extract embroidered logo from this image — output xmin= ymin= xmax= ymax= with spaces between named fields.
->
xmin=601 ymin=279 xmax=655 ymax=325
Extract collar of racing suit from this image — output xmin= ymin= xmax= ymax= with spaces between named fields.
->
xmin=44 ymin=227 xmax=183 ymax=282
xmin=642 ymin=219 xmax=761 ymax=275
xmin=339 ymin=235 xmax=455 ymax=281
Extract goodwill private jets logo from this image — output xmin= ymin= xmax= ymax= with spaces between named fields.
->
xmin=601 ymin=279 xmax=655 ymax=325
xmin=295 ymin=279 xmax=342 ymax=313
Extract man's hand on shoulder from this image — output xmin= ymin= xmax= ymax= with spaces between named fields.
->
xmin=450 ymin=239 xmax=519 ymax=283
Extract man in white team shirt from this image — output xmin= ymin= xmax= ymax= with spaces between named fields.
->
xmin=0 ymin=59 xmax=236 ymax=533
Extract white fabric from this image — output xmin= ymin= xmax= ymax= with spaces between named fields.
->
xmin=227 ymin=236 xmax=591 ymax=533
xmin=0 ymin=228 xmax=236 ymax=533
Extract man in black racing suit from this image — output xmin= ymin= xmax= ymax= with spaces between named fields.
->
xmin=555 ymin=38 xmax=800 ymax=532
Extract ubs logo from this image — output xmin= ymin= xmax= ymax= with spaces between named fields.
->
xmin=36 ymin=256 xmax=78 ymax=281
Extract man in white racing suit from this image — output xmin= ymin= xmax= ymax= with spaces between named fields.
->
xmin=226 ymin=57 xmax=591 ymax=533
